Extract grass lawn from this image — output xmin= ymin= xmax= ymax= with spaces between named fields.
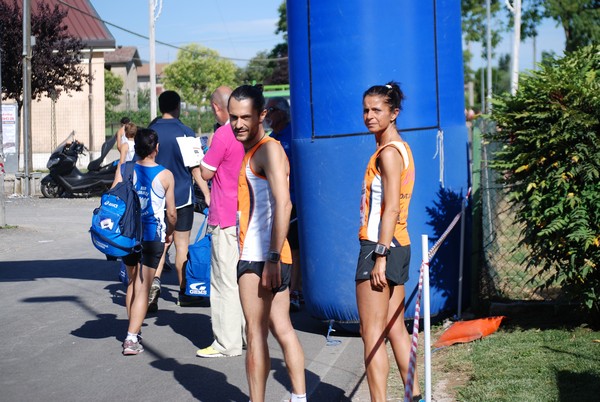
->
xmin=387 ymin=311 xmax=600 ymax=401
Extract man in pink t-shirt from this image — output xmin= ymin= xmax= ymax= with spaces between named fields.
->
xmin=197 ymin=86 xmax=246 ymax=358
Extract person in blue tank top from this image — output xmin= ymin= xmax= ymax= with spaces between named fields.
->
xmin=112 ymin=128 xmax=177 ymax=355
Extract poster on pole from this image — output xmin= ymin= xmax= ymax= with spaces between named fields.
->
xmin=2 ymin=104 xmax=19 ymax=173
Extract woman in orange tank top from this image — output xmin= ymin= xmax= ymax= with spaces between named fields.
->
xmin=356 ymin=82 xmax=421 ymax=401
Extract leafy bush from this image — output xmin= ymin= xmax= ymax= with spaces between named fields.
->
xmin=487 ymin=45 xmax=600 ymax=316
xmin=104 ymin=70 xmax=124 ymax=110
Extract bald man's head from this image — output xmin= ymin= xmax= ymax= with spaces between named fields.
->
xmin=211 ymin=86 xmax=233 ymax=125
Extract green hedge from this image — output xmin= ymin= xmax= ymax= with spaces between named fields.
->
xmin=487 ymin=45 xmax=600 ymax=317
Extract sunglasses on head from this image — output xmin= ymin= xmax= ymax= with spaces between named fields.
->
xmin=267 ymin=106 xmax=280 ymax=113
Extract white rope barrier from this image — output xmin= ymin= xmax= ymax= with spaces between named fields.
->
xmin=404 ymin=203 xmax=466 ymax=402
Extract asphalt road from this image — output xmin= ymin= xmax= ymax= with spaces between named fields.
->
xmin=0 ymin=196 xmax=370 ymax=402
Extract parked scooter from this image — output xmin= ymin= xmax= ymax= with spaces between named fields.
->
xmin=41 ymin=132 xmax=118 ymax=198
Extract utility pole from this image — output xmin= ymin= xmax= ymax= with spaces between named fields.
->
xmin=149 ymin=0 xmax=162 ymax=121
xmin=467 ymin=42 xmax=474 ymax=108
xmin=486 ymin=0 xmax=493 ymax=113
xmin=22 ymin=0 xmax=32 ymax=196
xmin=532 ymin=34 xmax=537 ymax=70
xmin=506 ymin=0 xmax=522 ymax=95
xmin=0 ymin=46 xmax=6 ymax=226
xmin=88 ymin=49 xmax=94 ymax=158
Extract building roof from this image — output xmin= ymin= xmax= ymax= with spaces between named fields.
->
xmin=105 ymin=46 xmax=142 ymax=67
xmin=16 ymin=0 xmax=115 ymax=49
xmin=137 ymin=63 xmax=169 ymax=78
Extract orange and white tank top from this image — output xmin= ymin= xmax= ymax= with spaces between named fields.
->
xmin=359 ymin=140 xmax=415 ymax=246
xmin=237 ymin=136 xmax=292 ymax=264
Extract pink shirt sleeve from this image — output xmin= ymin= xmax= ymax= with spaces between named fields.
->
xmin=201 ymin=127 xmax=228 ymax=171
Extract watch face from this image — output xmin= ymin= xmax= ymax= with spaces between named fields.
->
xmin=374 ymin=244 xmax=388 ymax=256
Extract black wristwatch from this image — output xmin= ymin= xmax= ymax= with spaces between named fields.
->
xmin=267 ymin=250 xmax=281 ymax=263
xmin=374 ymin=243 xmax=390 ymax=257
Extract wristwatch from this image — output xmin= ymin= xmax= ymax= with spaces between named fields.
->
xmin=267 ymin=250 xmax=281 ymax=263
xmin=374 ymin=243 xmax=390 ymax=257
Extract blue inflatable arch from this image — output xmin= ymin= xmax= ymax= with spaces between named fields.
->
xmin=287 ymin=0 xmax=469 ymax=322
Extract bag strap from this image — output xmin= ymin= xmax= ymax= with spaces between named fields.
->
xmin=122 ymin=161 xmax=142 ymax=246
xmin=193 ymin=213 xmax=209 ymax=243
xmin=122 ymin=161 xmax=135 ymax=183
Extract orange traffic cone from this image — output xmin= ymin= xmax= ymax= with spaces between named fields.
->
xmin=434 ymin=316 xmax=505 ymax=348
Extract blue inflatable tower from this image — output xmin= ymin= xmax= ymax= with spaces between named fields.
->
xmin=287 ymin=0 xmax=469 ymax=322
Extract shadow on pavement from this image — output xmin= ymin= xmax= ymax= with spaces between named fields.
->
xmin=153 ymin=309 xmax=213 ymax=349
xmin=151 ymin=356 xmax=247 ymax=401
xmin=0 ymin=258 xmax=126 ymax=282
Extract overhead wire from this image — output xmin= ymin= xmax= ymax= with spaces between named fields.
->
xmin=57 ymin=0 xmax=287 ymax=63
xmin=213 ymin=0 xmax=239 ymax=60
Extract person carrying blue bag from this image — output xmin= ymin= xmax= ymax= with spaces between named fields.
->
xmin=112 ymin=128 xmax=177 ymax=356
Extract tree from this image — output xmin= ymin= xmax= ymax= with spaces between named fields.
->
xmin=462 ymin=0 xmax=505 ymax=48
xmin=516 ymin=0 xmax=546 ymax=39
xmin=104 ymin=69 xmax=123 ymax=111
xmin=137 ymin=87 xmax=150 ymax=110
xmin=487 ymin=45 xmax=600 ymax=316
xmin=266 ymin=1 xmax=288 ymax=84
xmin=544 ymin=0 xmax=600 ymax=52
xmin=162 ymin=44 xmax=238 ymax=108
xmin=237 ymin=50 xmax=274 ymax=85
xmin=238 ymin=1 xmax=288 ymax=85
xmin=0 ymin=0 xmax=89 ymax=112
xmin=471 ymin=54 xmax=512 ymax=110
xmin=461 ymin=0 xmax=506 ymax=106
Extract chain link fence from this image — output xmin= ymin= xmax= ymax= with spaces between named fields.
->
xmin=477 ymin=121 xmax=562 ymax=305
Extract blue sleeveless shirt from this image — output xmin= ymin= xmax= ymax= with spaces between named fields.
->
xmin=132 ymin=164 xmax=167 ymax=242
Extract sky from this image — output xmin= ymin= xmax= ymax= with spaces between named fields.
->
xmin=89 ymin=0 xmax=285 ymax=67
xmin=88 ymin=0 xmax=565 ymax=71
xmin=471 ymin=18 xmax=566 ymax=72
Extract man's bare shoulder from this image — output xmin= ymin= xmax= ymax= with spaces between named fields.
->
xmin=255 ymin=139 xmax=285 ymax=161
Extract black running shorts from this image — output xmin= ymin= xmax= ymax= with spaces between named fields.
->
xmin=237 ymin=260 xmax=292 ymax=293
xmin=122 ymin=240 xmax=164 ymax=269
xmin=355 ymin=240 xmax=411 ymax=286
xmin=174 ymin=205 xmax=194 ymax=231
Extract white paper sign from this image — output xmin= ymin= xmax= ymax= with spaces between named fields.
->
xmin=176 ymin=136 xmax=204 ymax=167
xmin=2 ymin=104 xmax=18 ymax=154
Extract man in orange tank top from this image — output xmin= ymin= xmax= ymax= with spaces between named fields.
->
xmin=229 ymin=85 xmax=306 ymax=402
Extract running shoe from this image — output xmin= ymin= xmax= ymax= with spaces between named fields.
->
xmin=196 ymin=345 xmax=240 ymax=358
xmin=147 ymin=278 xmax=161 ymax=312
xmin=122 ymin=339 xmax=144 ymax=355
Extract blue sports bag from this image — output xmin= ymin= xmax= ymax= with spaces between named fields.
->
xmin=184 ymin=213 xmax=211 ymax=297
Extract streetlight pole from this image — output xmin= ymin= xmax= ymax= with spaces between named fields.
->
xmin=506 ymin=0 xmax=522 ymax=95
xmin=22 ymin=0 xmax=32 ymax=196
xmin=149 ymin=0 xmax=156 ymax=121
xmin=486 ymin=0 xmax=493 ymax=114
xmin=149 ymin=0 xmax=162 ymax=121
xmin=0 ymin=46 xmax=6 ymax=226
xmin=88 ymin=48 xmax=94 ymax=157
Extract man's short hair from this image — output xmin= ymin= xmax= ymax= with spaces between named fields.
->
xmin=159 ymin=90 xmax=181 ymax=114
xmin=230 ymin=85 xmax=265 ymax=114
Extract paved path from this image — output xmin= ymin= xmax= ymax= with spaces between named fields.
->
xmin=0 ymin=196 xmax=371 ymax=402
